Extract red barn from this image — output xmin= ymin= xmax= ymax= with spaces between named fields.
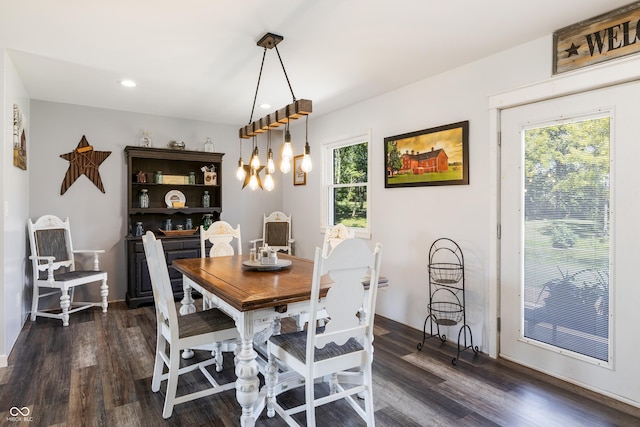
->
xmin=400 ymin=147 xmax=448 ymax=174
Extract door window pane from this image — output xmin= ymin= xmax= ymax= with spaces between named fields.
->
xmin=523 ymin=116 xmax=610 ymax=361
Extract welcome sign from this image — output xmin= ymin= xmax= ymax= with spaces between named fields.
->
xmin=553 ymin=2 xmax=640 ymax=74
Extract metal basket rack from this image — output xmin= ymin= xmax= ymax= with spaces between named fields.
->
xmin=418 ymin=238 xmax=479 ymax=364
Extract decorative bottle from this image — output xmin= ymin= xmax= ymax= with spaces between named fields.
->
xmin=139 ymin=189 xmax=149 ymax=208
xmin=188 ymin=172 xmax=196 ymax=184
xmin=202 ymin=214 xmax=213 ymax=230
xmin=202 ymin=190 xmax=210 ymax=208
xmin=139 ymin=130 xmax=153 ymax=148
xmin=204 ymin=137 xmax=215 ymax=152
xmin=134 ymin=222 xmax=144 ymax=237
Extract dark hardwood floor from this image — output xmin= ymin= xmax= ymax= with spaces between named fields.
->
xmin=1 ymin=302 xmax=639 ymax=426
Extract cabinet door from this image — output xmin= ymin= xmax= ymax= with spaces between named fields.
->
xmin=165 ymin=248 xmax=199 ymax=291
xmin=135 ymin=252 xmax=153 ymax=296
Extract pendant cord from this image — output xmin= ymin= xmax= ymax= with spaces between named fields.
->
xmin=274 ymin=45 xmax=296 ymax=102
xmin=249 ymin=48 xmax=268 ymax=124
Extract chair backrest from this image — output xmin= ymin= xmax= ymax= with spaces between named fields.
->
xmin=142 ymin=231 xmax=178 ymax=330
xmin=28 ymin=215 xmax=76 ymax=278
xmin=321 ymin=224 xmax=355 ymax=257
xmin=262 ymin=211 xmax=292 ymax=251
xmin=200 ymin=221 xmax=242 ymax=258
xmin=307 ymin=238 xmax=383 ymax=356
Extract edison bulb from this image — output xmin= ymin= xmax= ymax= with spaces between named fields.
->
xmin=266 ymin=150 xmax=275 ymax=174
xmin=250 ymin=149 xmax=260 ymax=170
xmin=301 ymin=154 xmax=312 ymax=173
xmin=280 ymin=157 xmax=291 ymax=174
xmin=282 ymin=142 xmax=293 ymax=160
xmin=236 ymin=159 xmax=246 ymax=181
xmin=249 ymin=173 xmax=258 ymax=191
xmin=264 ymin=173 xmax=275 ymax=191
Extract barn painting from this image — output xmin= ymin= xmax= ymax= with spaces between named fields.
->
xmin=384 ymin=121 xmax=469 ymax=188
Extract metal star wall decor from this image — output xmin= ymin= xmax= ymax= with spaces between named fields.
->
xmin=242 ymin=164 xmax=264 ymax=189
xmin=60 ymin=135 xmax=111 ymax=195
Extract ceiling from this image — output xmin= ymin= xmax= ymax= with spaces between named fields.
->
xmin=0 ymin=1 xmax=632 ymax=127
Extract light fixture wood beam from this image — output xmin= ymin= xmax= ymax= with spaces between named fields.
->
xmin=239 ymin=99 xmax=312 ymax=139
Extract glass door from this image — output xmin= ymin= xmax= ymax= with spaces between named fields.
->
xmin=500 ymin=81 xmax=640 ymax=406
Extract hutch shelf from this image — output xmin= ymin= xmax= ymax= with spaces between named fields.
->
xmin=124 ymin=146 xmax=223 ymax=308
xmin=417 ymin=237 xmax=479 ymax=364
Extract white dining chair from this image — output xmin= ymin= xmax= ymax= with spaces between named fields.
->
xmin=321 ymin=223 xmax=355 ymax=257
xmin=250 ymin=211 xmax=295 ymax=254
xmin=142 ymin=231 xmax=237 ymax=419
xmin=28 ymin=214 xmax=108 ymax=326
xmin=293 ymin=224 xmax=355 ymax=332
xmin=200 ymin=220 xmax=242 ymax=258
xmin=199 ymin=220 xmax=241 ymax=361
xmin=200 ymin=220 xmax=242 ymax=311
xmin=265 ymin=238 xmax=383 ymax=426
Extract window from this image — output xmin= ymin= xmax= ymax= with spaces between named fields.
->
xmin=323 ymin=131 xmax=371 ymax=238
xmin=523 ymin=115 xmax=610 ymax=361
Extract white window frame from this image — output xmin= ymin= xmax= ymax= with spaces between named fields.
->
xmin=322 ymin=130 xmax=372 ymax=239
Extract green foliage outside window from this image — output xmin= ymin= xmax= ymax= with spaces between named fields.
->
xmin=332 ymin=142 xmax=368 ymax=228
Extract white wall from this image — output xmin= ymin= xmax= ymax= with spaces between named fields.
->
xmin=1 ymin=50 xmax=30 ymax=366
xmin=283 ymin=36 xmax=554 ymax=353
xmin=28 ymin=101 xmax=282 ymax=305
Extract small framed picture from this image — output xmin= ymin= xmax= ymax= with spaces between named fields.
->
xmin=294 ymin=155 xmax=306 ymax=185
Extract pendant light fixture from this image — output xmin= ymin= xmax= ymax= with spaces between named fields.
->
xmin=280 ymin=121 xmax=293 ymax=173
xmin=300 ymin=115 xmax=312 ymax=173
xmin=264 ymin=129 xmax=275 ymax=191
xmin=236 ymin=138 xmax=246 ymax=181
xmin=266 ymin=129 xmax=275 ymax=174
xmin=237 ymin=32 xmax=312 ymax=190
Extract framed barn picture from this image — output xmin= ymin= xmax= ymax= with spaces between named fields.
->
xmin=384 ymin=120 xmax=469 ymax=188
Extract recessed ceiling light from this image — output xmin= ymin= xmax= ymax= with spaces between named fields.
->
xmin=120 ymin=79 xmax=137 ymax=88
xmin=259 ymin=103 xmax=271 ymax=109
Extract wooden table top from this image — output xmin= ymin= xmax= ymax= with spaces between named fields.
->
xmin=172 ymin=254 xmax=332 ymax=312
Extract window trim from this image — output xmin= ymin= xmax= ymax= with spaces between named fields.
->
xmin=322 ymin=130 xmax=372 ymax=239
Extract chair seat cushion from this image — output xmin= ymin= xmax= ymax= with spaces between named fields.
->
xmin=46 ymin=270 xmax=107 ymax=282
xmin=269 ymin=330 xmax=363 ymax=363
xmin=178 ymin=308 xmax=236 ymax=339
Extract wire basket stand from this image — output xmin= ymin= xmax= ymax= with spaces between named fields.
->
xmin=417 ymin=238 xmax=479 ymax=364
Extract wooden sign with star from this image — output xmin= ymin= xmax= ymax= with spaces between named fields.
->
xmin=553 ymin=2 xmax=640 ymax=75
xmin=60 ymin=135 xmax=111 ymax=195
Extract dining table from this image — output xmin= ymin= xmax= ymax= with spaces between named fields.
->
xmin=172 ymin=253 xmax=333 ymax=427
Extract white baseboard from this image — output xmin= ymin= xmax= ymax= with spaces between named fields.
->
xmin=0 ymin=354 xmax=7 ymax=368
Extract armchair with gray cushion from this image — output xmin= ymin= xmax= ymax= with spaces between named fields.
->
xmin=250 ymin=211 xmax=295 ymax=254
xmin=28 ymin=214 xmax=108 ymax=326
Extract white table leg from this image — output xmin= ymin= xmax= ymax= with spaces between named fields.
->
xmin=180 ymin=279 xmax=197 ymax=359
xmin=180 ymin=280 xmax=196 ymax=315
xmin=235 ymin=314 xmax=260 ymax=427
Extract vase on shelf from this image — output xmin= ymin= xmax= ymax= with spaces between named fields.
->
xmin=139 ymin=130 xmax=153 ymax=148
xmin=134 ymin=222 xmax=144 ymax=237
xmin=204 ymin=137 xmax=215 ymax=152
xmin=139 ymin=189 xmax=149 ymax=208
xmin=202 ymin=214 xmax=213 ymax=230
xmin=136 ymin=171 xmax=147 ymax=183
